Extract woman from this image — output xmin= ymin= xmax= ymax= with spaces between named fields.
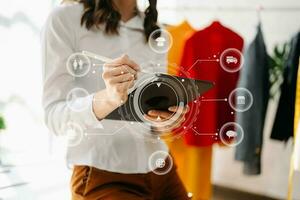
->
xmin=42 ymin=0 xmax=189 ymax=199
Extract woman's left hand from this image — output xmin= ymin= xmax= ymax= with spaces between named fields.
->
xmin=143 ymin=105 xmax=189 ymax=133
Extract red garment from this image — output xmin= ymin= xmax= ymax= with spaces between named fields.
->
xmin=179 ymin=21 xmax=244 ymax=146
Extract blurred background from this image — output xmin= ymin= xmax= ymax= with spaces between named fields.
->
xmin=0 ymin=0 xmax=300 ymax=199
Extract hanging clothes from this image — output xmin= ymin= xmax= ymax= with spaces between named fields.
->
xmin=287 ymin=60 xmax=300 ymax=200
xmin=294 ymin=60 xmax=300 ymax=171
xmin=271 ymin=32 xmax=300 ymax=141
xmin=184 ymin=146 xmax=212 ymax=200
xmin=180 ymin=21 xmax=244 ymax=146
xmin=167 ymin=21 xmax=212 ymax=200
xmin=235 ymin=24 xmax=270 ymax=175
xmin=168 ymin=21 xmax=195 ymax=75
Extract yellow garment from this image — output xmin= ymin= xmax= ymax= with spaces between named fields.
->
xmin=185 ymin=146 xmax=212 ymax=200
xmin=167 ymin=21 xmax=195 ymax=75
xmin=167 ymin=21 xmax=213 ymax=200
xmin=288 ymin=59 xmax=300 ymax=200
xmin=168 ymin=139 xmax=212 ymax=200
xmin=294 ymin=61 xmax=300 ymax=137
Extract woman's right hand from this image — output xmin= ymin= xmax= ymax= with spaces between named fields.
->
xmin=102 ymin=55 xmax=139 ymax=105
xmin=92 ymin=55 xmax=140 ymax=120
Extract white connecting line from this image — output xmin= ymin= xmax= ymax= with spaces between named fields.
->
xmin=192 ymin=128 xmax=219 ymax=136
xmin=201 ymin=98 xmax=228 ymax=102
xmin=187 ymin=58 xmax=220 ymax=71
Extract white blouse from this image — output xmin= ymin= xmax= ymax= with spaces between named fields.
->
xmin=41 ymin=3 xmax=168 ymax=173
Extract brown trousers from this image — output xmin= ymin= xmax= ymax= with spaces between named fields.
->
xmin=71 ymin=165 xmax=189 ymax=200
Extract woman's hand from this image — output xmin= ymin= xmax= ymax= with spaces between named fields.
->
xmin=144 ymin=105 xmax=189 ymax=134
xmin=93 ymin=55 xmax=139 ymax=119
xmin=102 ymin=55 xmax=139 ymax=105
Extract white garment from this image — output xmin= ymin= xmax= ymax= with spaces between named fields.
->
xmin=294 ymin=120 xmax=300 ymax=171
xmin=41 ymin=3 xmax=168 ymax=173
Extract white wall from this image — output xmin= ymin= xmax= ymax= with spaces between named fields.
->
xmin=155 ymin=0 xmax=300 ymax=199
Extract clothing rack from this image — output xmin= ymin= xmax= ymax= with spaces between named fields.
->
xmin=158 ymin=6 xmax=300 ymax=12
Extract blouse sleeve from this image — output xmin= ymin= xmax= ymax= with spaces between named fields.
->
xmin=41 ymin=7 xmax=100 ymax=136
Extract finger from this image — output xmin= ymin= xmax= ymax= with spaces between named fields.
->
xmin=110 ymin=73 xmax=135 ymax=84
xmin=109 ymin=66 xmax=128 ymax=76
xmin=147 ymin=108 xmax=187 ymax=124
xmin=115 ymin=79 xmax=135 ymax=93
xmin=148 ymin=110 xmax=173 ymax=119
xmin=112 ymin=55 xmax=140 ymax=71
xmin=143 ymin=114 xmax=163 ymax=122
xmin=118 ymin=65 xmax=137 ymax=76
xmin=168 ymin=105 xmax=189 ymax=113
xmin=122 ymin=79 xmax=135 ymax=89
xmin=102 ymin=66 xmax=123 ymax=79
xmin=168 ymin=106 xmax=177 ymax=112
xmin=106 ymin=65 xmax=136 ymax=77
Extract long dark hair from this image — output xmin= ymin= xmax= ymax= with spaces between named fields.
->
xmin=65 ymin=0 xmax=159 ymax=41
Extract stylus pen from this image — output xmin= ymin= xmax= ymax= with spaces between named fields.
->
xmin=82 ymin=50 xmax=151 ymax=74
xmin=82 ymin=50 xmax=113 ymax=63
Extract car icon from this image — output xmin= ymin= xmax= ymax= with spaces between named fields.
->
xmin=226 ymin=56 xmax=238 ymax=64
